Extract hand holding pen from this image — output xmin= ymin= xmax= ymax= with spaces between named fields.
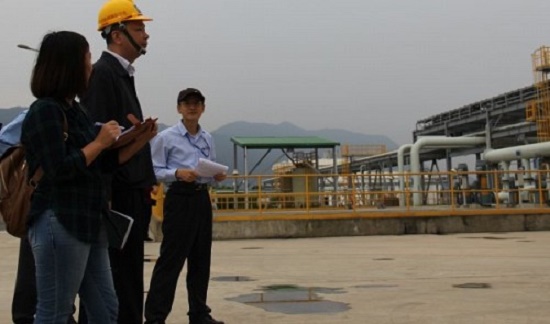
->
xmin=116 ymin=114 xmax=159 ymax=163
xmin=95 ymin=120 xmax=123 ymax=148
xmin=110 ymin=114 xmax=158 ymax=149
xmin=95 ymin=122 xmax=125 ymax=131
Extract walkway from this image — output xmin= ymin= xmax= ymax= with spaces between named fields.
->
xmin=1 ymin=231 xmax=549 ymax=323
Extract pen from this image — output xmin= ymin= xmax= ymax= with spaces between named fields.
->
xmin=94 ymin=122 xmax=125 ymax=131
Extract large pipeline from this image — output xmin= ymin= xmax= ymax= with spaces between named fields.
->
xmin=484 ymin=142 xmax=550 ymax=161
xmin=410 ymin=136 xmax=485 ymax=206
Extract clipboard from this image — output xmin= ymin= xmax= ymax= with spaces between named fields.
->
xmin=111 ymin=118 xmax=157 ymax=149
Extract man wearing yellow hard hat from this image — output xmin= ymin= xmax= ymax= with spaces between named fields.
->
xmin=79 ymin=0 xmax=157 ymax=323
xmin=96 ymin=0 xmax=152 ymax=58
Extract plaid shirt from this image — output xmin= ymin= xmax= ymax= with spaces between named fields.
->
xmin=21 ymin=98 xmax=118 ymax=243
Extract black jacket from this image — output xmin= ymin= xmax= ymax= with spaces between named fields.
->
xmin=81 ymin=51 xmax=156 ymax=191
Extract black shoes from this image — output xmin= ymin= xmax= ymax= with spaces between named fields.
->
xmin=146 ymin=314 xmax=223 ymax=324
xmin=191 ymin=315 xmax=225 ymax=324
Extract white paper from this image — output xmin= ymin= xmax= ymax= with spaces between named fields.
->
xmin=196 ymin=158 xmax=228 ymax=177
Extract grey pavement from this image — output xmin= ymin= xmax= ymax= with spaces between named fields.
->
xmin=1 ymin=230 xmax=550 ymax=323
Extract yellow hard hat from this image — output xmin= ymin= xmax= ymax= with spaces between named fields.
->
xmin=97 ymin=0 xmax=152 ymax=31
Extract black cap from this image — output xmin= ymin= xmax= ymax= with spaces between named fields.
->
xmin=177 ymin=88 xmax=205 ymax=103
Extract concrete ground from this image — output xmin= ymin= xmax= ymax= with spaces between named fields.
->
xmin=1 ymin=230 xmax=549 ymax=324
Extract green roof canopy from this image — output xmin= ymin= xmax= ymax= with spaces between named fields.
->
xmin=230 ymin=136 xmax=340 ymax=149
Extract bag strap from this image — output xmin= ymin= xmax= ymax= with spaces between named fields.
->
xmin=29 ymin=104 xmax=69 ymax=186
xmin=60 ymin=108 xmax=68 ymax=141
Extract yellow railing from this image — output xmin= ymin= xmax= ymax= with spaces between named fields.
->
xmin=210 ymin=169 xmax=550 ymax=214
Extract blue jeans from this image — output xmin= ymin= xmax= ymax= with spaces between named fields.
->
xmin=28 ymin=209 xmax=118 ymax=323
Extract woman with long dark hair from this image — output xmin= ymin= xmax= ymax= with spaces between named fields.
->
xmin=21 ymin=30 xmax=126 ymax=323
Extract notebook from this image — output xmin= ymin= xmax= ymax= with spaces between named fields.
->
xmin=104 ymin=209 xmax=134 ymax=249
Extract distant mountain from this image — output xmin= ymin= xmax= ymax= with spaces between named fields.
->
xmin=1 ymin=107 xmax=398 ymax=176
xmin=213 ymin=121 xmax=398 ymax=147
xmin=211 ymin=121 xmax=398 ymax=175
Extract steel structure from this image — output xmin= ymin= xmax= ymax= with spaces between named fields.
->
xmin=341 ymin=84 xmax=539 ymax=174
xmin=528 ymin=46 xmax=550 ymax=142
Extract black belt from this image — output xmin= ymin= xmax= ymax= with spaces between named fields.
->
xmin=169 ymin=181 xmax=209 ymax=193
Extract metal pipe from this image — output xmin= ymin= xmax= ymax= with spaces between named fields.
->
xmin=411 ymin=136 xmax=485 ymax=206
xmin=484 ymin=142 xmax=550 ymax=161
xmin=397 ymin=144 xmax=412 ymax=207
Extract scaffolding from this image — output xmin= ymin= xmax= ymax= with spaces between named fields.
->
xmin=527 ymin=46 xmax=550 ymax=142
xmin=340 ymin=145 xmax=387 ymax=208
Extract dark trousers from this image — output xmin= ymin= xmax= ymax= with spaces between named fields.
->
xmin=80 ymin=188 xmax=150 ymax=324
xmin=12 ymin=237 xmax=36 ymax=324
xmin=143 ymin=211 xmax=152 ymax=239
xmin=144 ymin=183 xmax=213 ymax=322
xmin=111 ymin=188 xmax=150 ymax=323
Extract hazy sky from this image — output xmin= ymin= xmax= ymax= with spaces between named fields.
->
xmin=1 ymin=0 xmax=550 ymax=145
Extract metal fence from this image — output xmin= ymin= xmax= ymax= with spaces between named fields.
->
xmin=210 ymin=169 xmax=550 ymax=214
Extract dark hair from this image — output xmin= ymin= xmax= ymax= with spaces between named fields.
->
xmin=102 ymin=23 xmax=131 ymax=45
xmin=101 ymin=24 xmax=121 ymax=44
xmin=30 ymin=31 xmax=89 ymax=101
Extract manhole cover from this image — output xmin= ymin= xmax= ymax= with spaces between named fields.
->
xmin=373 ymin=258 xmax=394 ymax=261
xmin=262 ymin=284 xmax=300 ymax=291
xmin=242 ymin=247 xmax=264 ymax=250
xmin=355 ymin=284 xmax=399 ymax=289
xmin=453 ymin=283 xmax=491 ymax=289
xmin=461 ymin=236 xmax=523 ymax=240
xmin=211 ymin=276 xmax=254 ymax=282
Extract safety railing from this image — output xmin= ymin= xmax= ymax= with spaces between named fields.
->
xmin=210 ymin=169 xmax=550 ymax=215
